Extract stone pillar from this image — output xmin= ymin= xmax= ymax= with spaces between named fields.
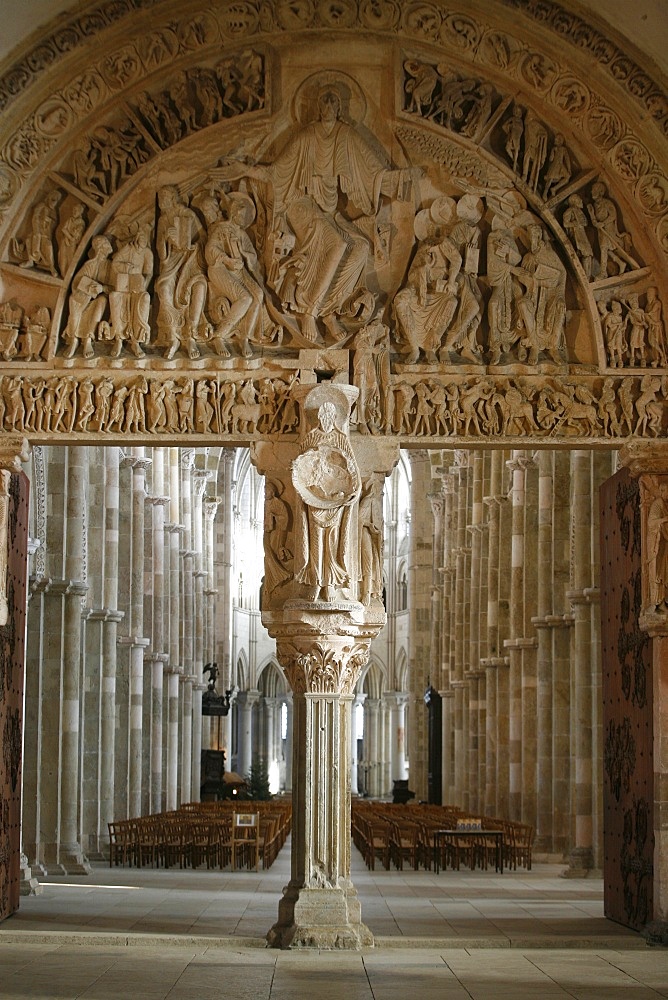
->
xmin=566 ymin=450 xmax=595 ymax=875
xmin=126 ymin=451 xmax=151 ymax=818
xmin=407 ymin=451 xmax=433 ymax=804
xmin=165 ymin=668 xmax=180 ymax=810
xmin=452 ymin=455 xmax=470 ymax=810
xmin=534 ymin=451 xmax=556 ymax=853
xmin=203 ymin=495 xmax=221 ymax=662
xmin=98 ymin=448 xmax=123 ymax=848
xmin=191 ymin=681 xmax=206 ymax=800
xmin=284 ymin=693 xmax=293 ymax=789
xmin=351 ymin=693 xmax=364 ymax=795
xmin=216 ymin=451 xmax=235 ymax=761
xmin=59 ymin=447 xmax=91 ymax=873
xmin=146 ymin=446 xmax=169 ymax=814
xmin=236 ymin=689 xmax=260 ymax=778
xmin=253 ymin=383 xmax=397 ymax=949
xmin=552 ymin=451 xmax=573 ymax=857
xmin=482 ymin=450 xmax=505 ymax=816
xmin=363 ymin=698 xmax=377 ymax=798
xmin=180 ymin=674 xmax=193 ymax=803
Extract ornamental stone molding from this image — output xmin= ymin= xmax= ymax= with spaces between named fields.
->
xmin=0 ymin=1 xmax=664 ymax=450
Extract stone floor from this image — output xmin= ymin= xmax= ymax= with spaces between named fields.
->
xmin=1 ymin=842 xmax=667 ymax=998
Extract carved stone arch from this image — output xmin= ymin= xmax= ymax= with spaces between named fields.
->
xmin=234 ymin=649 xmax=248 ymax=691
xmin=0 ymin=1 xmax=664 ymax=448
xmin=395 ymin=646 xmax=409 ymax=693
xmin=257 ymin=657 xmax=288 ymax=696
xmin=361 ymin=656 xmax=386 ymax=699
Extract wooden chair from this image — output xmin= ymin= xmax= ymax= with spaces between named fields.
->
xmin=232 ymin=812 xmax=260 ymax=871
xmin=389 ymin=820 xmax=421 ymax=870
xmin=363 ymin=818 xmax=392 ymax=871
xmin=108 ymin=821 xmax=131 ymax=867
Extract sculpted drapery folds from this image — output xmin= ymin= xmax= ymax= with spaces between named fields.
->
xmin=211 ymin=79 xmax=412 ymax=345
xmin=292 ymin=399 xmax=361 ymax=603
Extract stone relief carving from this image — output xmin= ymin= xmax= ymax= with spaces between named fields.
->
xmin=263 ymin=479 xmax=293 ymax=599
xmin=597 ymin=289 xmax=666 ymax=370
xmin=292 ymin=397 xmax=361 ymax=603
xmin=133 ymin=51 xmax=265 ymax=148
xmin=68 ymin=120 xmax=152 ymax=203
xmin=641 ymin=476 xmax=668 ymax=611
xmin=10 ymin=191 xmax=62 ymax=276
xmin=0 ymin=370 xmax=662 ymax=443
xmin=211 ymin=77 xmax=413 ymax=345
xmin=358 ymin=476 xmax=384 ymax=607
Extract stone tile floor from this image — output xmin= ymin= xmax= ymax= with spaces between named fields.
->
xmin=1 ymin=842 xmax=667 ymax=998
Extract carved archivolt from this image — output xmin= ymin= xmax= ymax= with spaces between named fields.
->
xmin=0 ymin=2 xmax=665 ymax=446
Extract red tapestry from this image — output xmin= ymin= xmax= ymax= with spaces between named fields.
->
xmin=0 ymin=472 xmax=29 ymax=923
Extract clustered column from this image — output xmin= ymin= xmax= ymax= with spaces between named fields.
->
xmin=413 ymin=448 xmax=611 ymax=867
xmin=22 ymin=445 xmax=224 ymax=872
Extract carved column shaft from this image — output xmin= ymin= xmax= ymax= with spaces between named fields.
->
xmin=99 ymin=448 xmax=121 ymax=840
xmin=568 ymin=449 xmax=595 ymax=872
xmin=59 ymin=447 xmax=90 ymax=871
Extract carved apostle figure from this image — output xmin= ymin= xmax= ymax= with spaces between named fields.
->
xmin=62 ymin=235 xmax=113 ymax=359
xmin=393 ymin=202 xmax=461 ymax=365
xmin=359 ymin=477 xmax=384 ymax=606
xmin=263 ymin=480 xmax=293 ymax=599
xmin=154 ymin=185 xmax=207 ymax=360
xmin=203 ymin=191 xmax=273 ymax=358
xmin=292 ymin=400 xmax=361 ymax=602
xmin=514 ymin=225 xmax=567 ymax=365
xmin=108 ymin=225 xmax=153 ymax=358
xmin=15 ymin=191 xmax=61 ymax=275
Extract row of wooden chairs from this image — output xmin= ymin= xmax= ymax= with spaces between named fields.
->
xmin=108 ymin=800 xmax=292 ymax=871
xmin=351 ymin=801 xmax=534 ymax=873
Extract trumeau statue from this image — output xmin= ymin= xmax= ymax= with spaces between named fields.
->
xmin=292 ymin=395 xmax=361 ymax=603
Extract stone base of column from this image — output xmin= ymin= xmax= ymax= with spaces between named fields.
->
xmin=49 ymin=845 xmax=92 ymax=876
xmin=561 ymin=846 xmax=596 ymax=878
xmin=643 ymin=921 xmax=668 ymax=946
xmin=267 ymin=881 xmax=374 ymax=950
xmin=19 ymin=855 xmax=42 ymax=896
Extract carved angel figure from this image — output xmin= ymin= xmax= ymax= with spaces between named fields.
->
xmin=292 ymin=401 xmax=361 ymax=602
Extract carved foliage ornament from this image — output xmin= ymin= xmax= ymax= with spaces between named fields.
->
xmin=280 ymin=641 xmax=370 ymax=695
